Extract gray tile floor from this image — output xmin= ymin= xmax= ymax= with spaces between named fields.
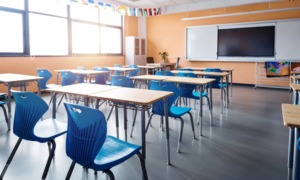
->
xmin=0 ymin=85 xmax=293 ymax=180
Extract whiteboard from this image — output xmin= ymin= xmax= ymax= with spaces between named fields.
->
xmin=186 ymin=26 xmax=217 ymax=60
xmin=275 ymin=20 xmax=300 ymax=60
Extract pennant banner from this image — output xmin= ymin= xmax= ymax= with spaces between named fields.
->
xmin=71 ymin=0 xmax=161 ymax=16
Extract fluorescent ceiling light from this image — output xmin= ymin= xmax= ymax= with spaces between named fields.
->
xmin=182 ymin=7 xmax=300 ymax=21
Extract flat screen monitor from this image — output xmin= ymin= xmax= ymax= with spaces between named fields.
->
xmin=265 ymin=61 xmax=290 ymax=77
xmin=218 ymin=26 xmax=275 ymax=57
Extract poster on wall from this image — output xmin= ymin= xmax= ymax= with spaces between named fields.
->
xmin=265 ymin=61 xmax=290 ymax=77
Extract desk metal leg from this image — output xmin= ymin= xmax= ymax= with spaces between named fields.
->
xmin=52 ymin=92 xmax=57 ymax=119
xmin=124 ymin=105 xmax=128 ymax=142
xmin=115 ymin=106 xmax=119 ymax=138
xmin=199 ymin=85 xmax=203 ymax=136
xmin=7 ymin=83 xmax=12 ymax=121
xmin=220 ymin=77 xmax=224 ymax=114
xmin=230 ymin=71 xmax=233 ymax=97
xmin=226 ymin=75 xmax=229 ymax=107
xmin=163 ymin=99 xmax=170 ymax=165
xmin=141 ymin=106 xmax=146 ymax=160
xmin=209 ymin=83 xmax=213 ymax=126
xmin=292 ymin=128 xmax=300 ymax=180
xmin=288 ymin=127 xmax=295 ymax=169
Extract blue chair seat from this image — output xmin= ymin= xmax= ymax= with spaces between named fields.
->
xmin=33 ymin=118 xmax=67 ymax=142
xmin=218 ymin=83 xmax=227 ymax=88
xmin=192 ymin=91 xmax=208 ymax=98
xmin=93 ymin=136 xmax=141 ymax=170
xmin=170 ymin=106 xmax=192 ymax=117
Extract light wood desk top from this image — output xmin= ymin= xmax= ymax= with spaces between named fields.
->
xmin=136 ymin=65 xmax=161 ymax=69
xmin=54 ymin=69 xmax=108 ymax=75
xmin=185 ymin=67 xmax=234 ymax=72
xmin=171 ymin=70 xmax=229 ymax=77
xmin=89 ymin=87 xmax=173 ymax=105
xmin=282 ymin=103 xmax=300 ymax=128
xmin=130 ymin=75 xmax=172 ymax=81
xmin=46 ymin=83 xmax=119 ymax=96
xmin=0 ymin=73 xmax=43 ymax=83
xmin=106 ymin=67 xmax=138 ymax=71
xmin=290 ymin=83 xmax=300 ymax=91
xmin=163 ymin=76 xmax=215 ymax=85
xmin=291 ymin=71 xmax=300 ymax=75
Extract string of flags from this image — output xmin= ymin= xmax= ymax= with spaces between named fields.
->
xmin=67 ymin=0 xmax=162 ymax=16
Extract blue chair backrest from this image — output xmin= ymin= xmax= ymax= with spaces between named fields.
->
xmin=37 ymin=69 xmax=52 ymax=89
xmin=12 ymin=91 xmax=48 ymax=141
xmin=128 ymin=65 xmax=140 ymax=77
xmin=177 ymin=72 xmax=197 ymax=96
xmin=64 ymin=103 xmax=107 ymax=167
xmin=61 ymin=71 xmax=77 ymax=86
xmin=204 ymin=68 xmax=222 ymax=88
xmin=114 ymin=64 xmax=122 ymax=75
xmin=111 ymin=75 xmax=134 ymax=88
xmin=155 ymin=70 xmax=175 ymax=76
xmin=93 ymin=66 xmax=110 ymax=82
xmin=149 ymin=81 xmax=179 ymax=116
xmin=77 ymin=66 xmax=87 ymax=83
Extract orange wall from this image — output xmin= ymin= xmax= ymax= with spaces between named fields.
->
xmin=147 ymin=1 xmax=300 ymax=85
xmin=0 ymin=16 xmax=138 ymax=93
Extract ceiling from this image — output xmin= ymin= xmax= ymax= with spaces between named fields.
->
xmin=106 ymin=0 xmax=281 ymax=14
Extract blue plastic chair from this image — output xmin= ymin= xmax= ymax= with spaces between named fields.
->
xmin=114 ymin=64 xmax=123 ymax=76
xmin=178 ymin=68 xmax=193 ymax=71
xmin=108 ymin=76 xmax=139 ymax=137
xmin=155 ymin=70 xmax=175 ymax=76
xmin=0 ymin=92 xmax=67 ymax=179
xmin=0 ymin=93 xmax=9 ymax=130
xmin=77 ymin=66 xmax=87 ymax=83
xmin=128 ymin=64 xmax=140 ymax=77
xmin=63 ymin=103 xmax=148 ymax=180
xmin=177 ymin=72 xmax=210 ymax=109
xmin=93 ymin=66 xmax=111 ymax=85
xmin=57 ymin=71 xmax=77 ymax=108
xmin=204 ymin=68 xmax=227 ymax=104
xmin=146 ymin=81 xmax=195 ymax=153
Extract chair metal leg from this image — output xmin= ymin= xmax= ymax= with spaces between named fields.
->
xmin=137 ymin=152 xmax=148 ymax=180
xmin=65 ymin=161 xmax=76 ymax=180
xmin=130 ymin=110 xmax=138 ymax=137
xmin=0 ymin=138 xmax=22 ymax=179
xmin=177 ymin=117 xmax=184 ymax=153
xmin=103 ymin=169 xmax=115 ymax=180
xmin=42 ymin=139 xmax=56 ymax=179
xmin=0 ymin=104 xmax=9 ymax=130
xmin=146 ymin=114 xmax=154 ymax=133
xmin=188 ymin=112 xmax=196 ymax=139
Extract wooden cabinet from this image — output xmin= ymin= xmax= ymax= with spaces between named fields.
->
xmin=125 ymin=36 xmax=146 ymax=65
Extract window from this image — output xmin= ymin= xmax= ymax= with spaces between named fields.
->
xmin=0 ymin=1 xmax=123 ymax=56
xmin=0 ymin=0 xmax=24 ymax=10
xmin=100 ymin=26 xmax=121 ymax=54
xmin=72 ymin=22 xmax=100 ymax=54
xmin=0 ymin=11 xmax=24 ymax=53
xmin=29 ymin=13 xmax=68 ymax=56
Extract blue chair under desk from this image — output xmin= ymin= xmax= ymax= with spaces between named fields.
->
xmin=146 ymin=81 xmax=195 ymax=153
xmin=63 ymin=103 xmax=148 ymax=180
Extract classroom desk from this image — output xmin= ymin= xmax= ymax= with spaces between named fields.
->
xmin=46 ymin=83 xmax=119 ymax=119
xmin=0 ymin=73 xmax=43 ymax=120
xmin=163 ymin=76 xmax=215 ymax=136
xmin=136 ymin=65 xmax=162 ymax=75
xmin=291 ymin=75 xmax=300 ymax=84
xmin=130 ymin=75 xmax=172 ymax=88
xmin=171 ymin=70 xmax=230 ymax=113
xmin=89 ymin=87 xmax=173 ymax=164
xmin=106 ymin=67 xmax=138 ymax=76
xmin=54 ymin=69 xmax=108 ymax=84
xmin=185 ymin=67 xmax=234 ymax=97
xmin=282 ymin=103 xmax=300 ymax=180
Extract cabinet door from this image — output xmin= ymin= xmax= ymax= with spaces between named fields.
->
xmin=276 ymin=20 xmax=300 ymax=60
xmin=135 ymin=38 xmax=139 ymax=56
xmin=141 ymin=38 xmax=145 ymax=56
